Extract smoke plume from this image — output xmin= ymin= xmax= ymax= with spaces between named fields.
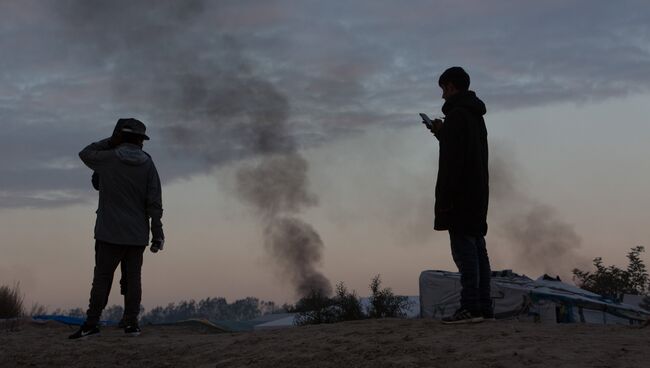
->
xmin=236 ymin=149 xmax=332 ymax=297
xmin=55 ymin=0 xmax=332 ymax=297
xmin=490 ymin=145 xmax=587 ymax=278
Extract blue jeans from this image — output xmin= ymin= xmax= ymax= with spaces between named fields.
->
xmin=449 ymin=232 xmax=492 ymax=314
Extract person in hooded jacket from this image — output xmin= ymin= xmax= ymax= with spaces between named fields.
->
xmin=70 ymin=118 xmax=164 ymax=339
xmin=90 ymin=118 xmax=130 ymax=329
xmin=90 ymin=172 xmax=129 ymax=328
xmin=425 ymin=67 xmax=491 ymax=324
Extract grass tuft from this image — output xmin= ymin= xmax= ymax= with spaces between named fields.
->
xmin=0 ymin=282 xmax=24 ymax=319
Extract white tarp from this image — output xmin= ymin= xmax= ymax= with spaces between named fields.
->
xmin=253 ymin=314 xmax=297 ymax=330
xmin=622 ymin=294 xmax=648 ymax=310
xmin=419 ymin=270 xmax=650 ymax=324
xmin=419 ymin=270 xmax=530 ymax=320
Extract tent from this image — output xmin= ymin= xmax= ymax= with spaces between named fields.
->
xmin=253 ymin=313 xmax=297 ymax=330
xmin=419 ymin=270 xmax=650 ymax=324
xmin=33 ymin=315 xmax=114 ymax=326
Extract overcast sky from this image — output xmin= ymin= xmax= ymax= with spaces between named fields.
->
xmin=1 ymin=0 xmax=649 ymax=309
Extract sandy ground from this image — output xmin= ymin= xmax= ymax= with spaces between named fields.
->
xmin=1 ymin=318 xmax=649 ymax=368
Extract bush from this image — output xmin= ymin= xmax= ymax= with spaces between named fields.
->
xmin=333 ymin=282 xmax=364 ymax=322
xmin=67 ymin=307 xmax=86 ymax=319
xmin=294 ymin=276 xmax=413 ymax=325
xmin=573 ymin=246 xmax=649 ymax=301
xmin=102 ymin=305 xmax=124 ymax=322
xmin=0 ymin=282 xmax=24 ymax=319
xmin=293 ymin=282 xmax=366 ymax=325
xmin=28 ymin=303 xmax=48 ymax=317
xmin=367 ymin=275 xmax=411 ymax=318
xmin=293 ymin=289 xmax=337 ymax=325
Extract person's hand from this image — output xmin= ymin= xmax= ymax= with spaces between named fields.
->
xmin=430 ymin=118 xmax=443 ymax=134
xmin=150 ymin=238 xmax=164 ymax=253
xmin=110 ymin=119 xmax=128 ymax=147
xmin=109 ymin=131 xmax=123 ymax=147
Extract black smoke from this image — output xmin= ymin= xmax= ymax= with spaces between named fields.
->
xmin=236 ymin=143 xmax=332 ymax=297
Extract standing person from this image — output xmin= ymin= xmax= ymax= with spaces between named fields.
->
xmin=424 ymin=67 xmax=491 ymax=324
xmin=91 ymin=172 xmax=129 ymax=328
xmin=69 ymin=118 xmax=164 ymax=339
xmin=91 ymin=118 xmax=130 ymax=329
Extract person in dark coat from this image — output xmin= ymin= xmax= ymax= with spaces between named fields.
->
xmin=69 ymin=118 xmax=164 ymax=339
xmin=91 ymin=120 xmax=130 ymax=328
xmin=425 ymin=67 xmax=491 ymax=324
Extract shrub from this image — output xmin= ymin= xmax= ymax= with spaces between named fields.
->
xmin=66 ymin=307 xmax=86 ymax=319
xmin=0 ymin=282 xmax=24 ymax=319
xmin=294 ymin=276 xmax=413 ymax=325
xmin=367 ymin=275 xmax=411 ymax=318
xmin=28 ymin=303 xmax=48 ymax=316
xmin=332 ymin=282 xmax=364 ymax=322
xmin=293 ymin=282 xmax=368 ymax=326
xmin=293 ymin=289 xmax=337 ymax=325
xmin=573 ymin=246 xmax=649 ymax=301
xmin=102 ymin=305 xmax=124 ymax=322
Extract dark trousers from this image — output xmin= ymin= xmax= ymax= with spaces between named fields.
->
xmin=120 ymin=262 xmax=127 ymax=295
xmin=86 ymin=240 xmax=145 ymax=326
xmin=449 ymin=232 xmax=492 ymax=314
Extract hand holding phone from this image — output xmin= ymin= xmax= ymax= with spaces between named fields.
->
xmin=420 ymin=113 xmax=443 ymax=133
xmin=419 ymin=113 xmax=433 ymax=128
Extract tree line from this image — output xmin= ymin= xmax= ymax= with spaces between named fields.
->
xmin=2 ymin=247 xmax=649 ymax=322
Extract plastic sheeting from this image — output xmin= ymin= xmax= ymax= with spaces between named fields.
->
xmin=419 ymin=270 xmax=650 ymax=324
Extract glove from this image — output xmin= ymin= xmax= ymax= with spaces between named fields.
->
xmin=150 ymin=238 xmax=164 ymax=253
xmin=151 ymin=226 xmax=164 ymax=241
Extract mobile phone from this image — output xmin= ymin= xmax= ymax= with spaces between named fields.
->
xmin=419 ymin=113 xmax=433 ymax=128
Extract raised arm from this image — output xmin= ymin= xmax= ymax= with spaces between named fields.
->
xmin=79 ymin=138 xmax=115 ymax=172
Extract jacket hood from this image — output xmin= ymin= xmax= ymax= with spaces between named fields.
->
xmin=442 ymin=90 xmax=486 ymax=117
xmin=115 ymin=144 xmax=150 ymax=166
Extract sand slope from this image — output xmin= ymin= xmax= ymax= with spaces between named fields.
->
xmin=1 ymin=319 xmax=648 ymax=367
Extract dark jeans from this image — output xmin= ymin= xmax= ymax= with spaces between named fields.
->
xmin=449 ymin=232 xmax=492 ymax=314
xmin=86 ymin=240 xmax=145 ymax=326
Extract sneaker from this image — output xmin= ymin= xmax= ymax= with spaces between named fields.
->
xmin=124 ymin=324 xmax=141 ymax=337
xmin=68 ymin=324 xmax=100 ymax=340
xmin=441 ymin=308 xmax=484 ymax=325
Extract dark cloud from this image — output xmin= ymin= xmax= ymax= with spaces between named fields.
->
xmin=1 ymin=0 xmax=649 ymax=207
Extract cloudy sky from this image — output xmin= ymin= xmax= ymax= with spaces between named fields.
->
xmin=1 ymin=0 xmax=649 ymax=309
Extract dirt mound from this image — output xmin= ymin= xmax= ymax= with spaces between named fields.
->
xmin=1 ymin=319 xmax=649 ymax=367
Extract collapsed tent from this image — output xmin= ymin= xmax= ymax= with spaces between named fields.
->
xmin=33 ymin=315 xmax=112 ymax=326
xmin=419 ymin=270 xmax=650 ymax=324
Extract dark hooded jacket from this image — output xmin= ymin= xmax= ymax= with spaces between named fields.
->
xmin=79 ymin=138 xmax=163 ymax=246
xmin=434 ymin=90 xmax=489 ymax=236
